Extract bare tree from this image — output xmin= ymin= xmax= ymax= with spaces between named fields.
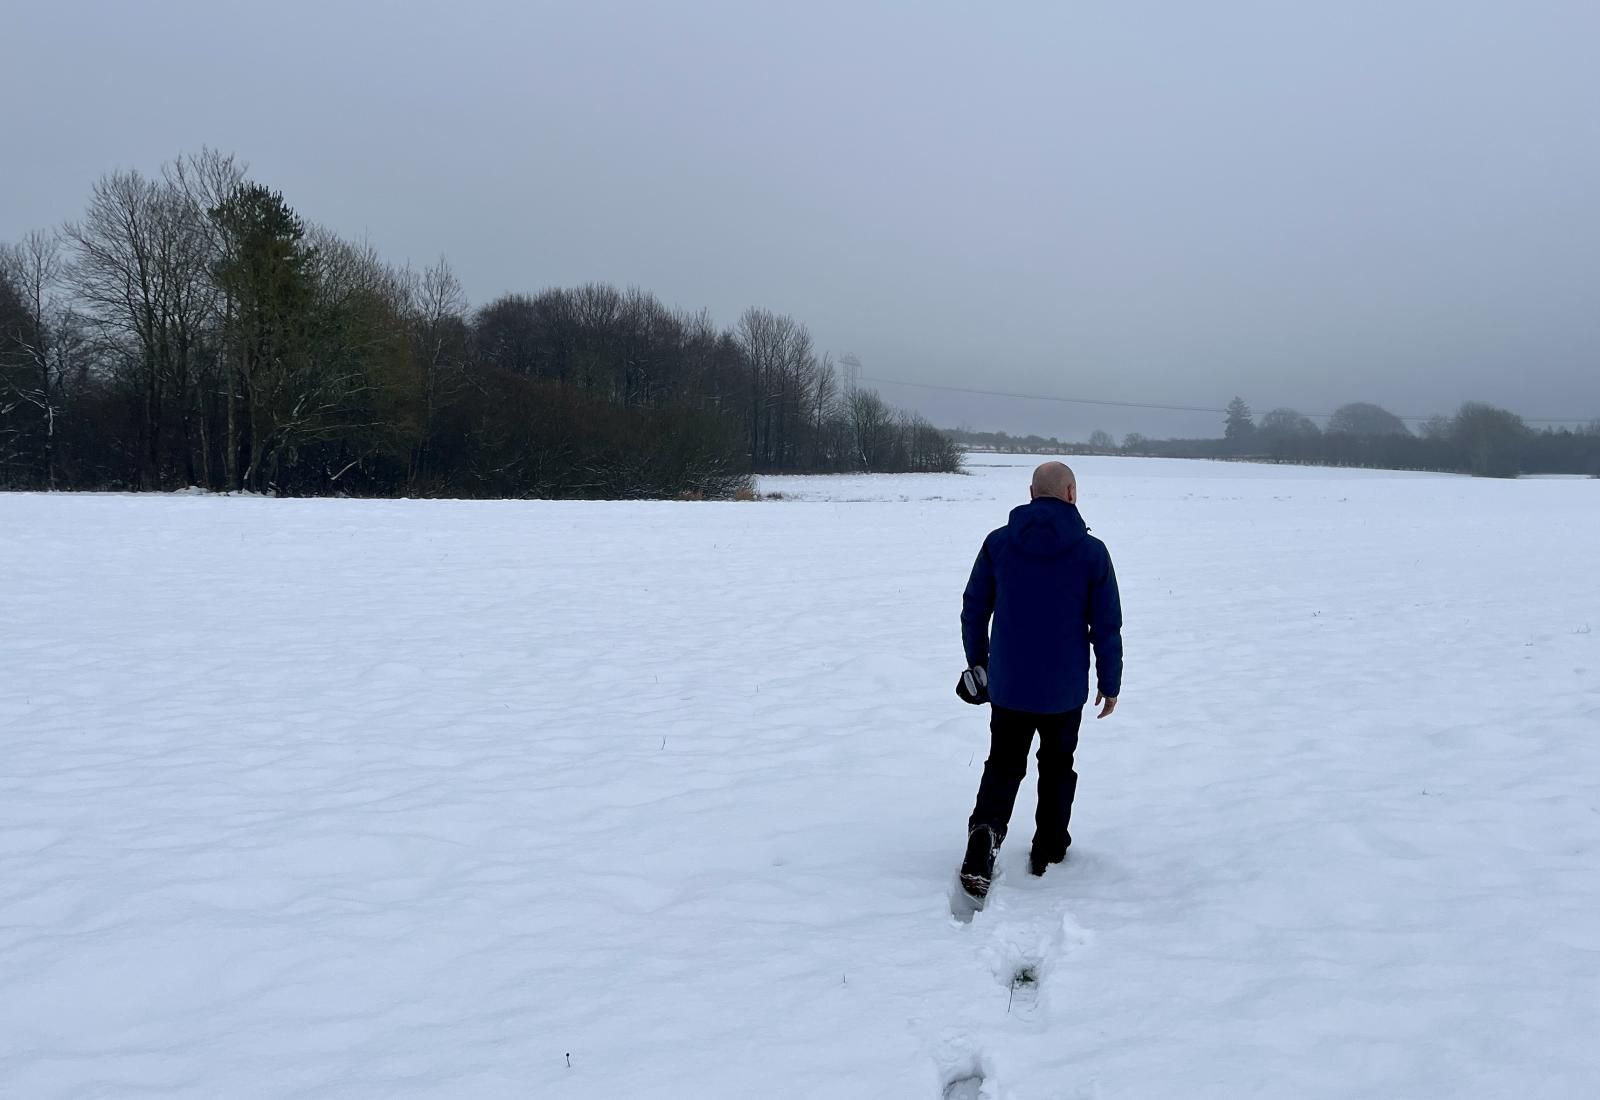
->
xmin=64 ymin=165 xmax=222 ymax=486
xmin=736 ymin=307 xmax=782 ymax=467
xmin=1327 ymin=402 xmax=1410 ymax=437
xmin=403 ymin=256 xmax=469 ymax=487
xmin=846 ymin=385 xmax=894 ymax=470
xmin=0 ymin=230 xmax=67 ymax=485
xmin=167 ymin=148 xmax=245 ymax=485
xmin=811 ymin=353 xmax=839 ymax=467
xmin=1263 ymin=408 xmax=1314 ymax=435
xmin=735 ymin=307 xmax=817 ymax=469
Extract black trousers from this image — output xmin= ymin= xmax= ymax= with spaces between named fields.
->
xmin=968 ymin=704 xmax=1083 ymax=857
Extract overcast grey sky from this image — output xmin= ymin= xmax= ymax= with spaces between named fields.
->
xmin=7 ymin=0 xmax=1598 ymax=439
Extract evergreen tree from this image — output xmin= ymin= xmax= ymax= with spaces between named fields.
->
xmin=210 ymin=184 xmax=315 ymax=490
xmin=1224 ymin=397 xmax=1254 ymax=444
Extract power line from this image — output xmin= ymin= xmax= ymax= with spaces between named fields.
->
xmin=859 ymin=375 xmax=1593 ymax=426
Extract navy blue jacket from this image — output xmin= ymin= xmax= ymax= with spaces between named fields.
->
xmin=961 ymin=497 xmax=1123 ymax=714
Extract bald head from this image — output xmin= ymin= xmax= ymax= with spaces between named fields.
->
xmin=1030 ymin=461 xmax=1077 ymax=504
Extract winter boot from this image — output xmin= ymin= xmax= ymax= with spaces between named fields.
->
xmin=960 ymin=825 xmax=999 ymax=901
xmin=1028 ymin=838 xmax=1070 ymax=877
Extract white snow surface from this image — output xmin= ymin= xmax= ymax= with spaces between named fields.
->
xmin=3 ymin=455 xmax=1598 ymax=1098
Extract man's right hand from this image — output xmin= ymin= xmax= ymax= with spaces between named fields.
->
xmin=1095 ymin=691 xmax=1118 ymax=719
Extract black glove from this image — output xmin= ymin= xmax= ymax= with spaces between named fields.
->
xmin=956 ymin=665 xmax=989 ymax=705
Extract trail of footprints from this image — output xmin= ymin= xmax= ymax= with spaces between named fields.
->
xmin=938 ymin=880 xmax=1096 ymax=1098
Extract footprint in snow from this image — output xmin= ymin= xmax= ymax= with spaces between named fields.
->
xmin=934 ymin=1040 xmax=993 ymax=1100
xmin=934 ymin=1048 xmax=992 ymax=1100
xmin=980 ymin=911 xmax=1094 ymax=1019
xmin=942 ymin=1071 xmax=986 ymax=1100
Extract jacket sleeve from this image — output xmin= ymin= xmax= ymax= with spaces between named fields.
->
xmin=960 ymin=537 xmax=997 ymax=668
xmin=1088 ymin=543 xmax=1123 ymax=698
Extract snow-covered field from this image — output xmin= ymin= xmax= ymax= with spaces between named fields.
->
xmin=3 ymin=456 xmax=1598 ymax=1099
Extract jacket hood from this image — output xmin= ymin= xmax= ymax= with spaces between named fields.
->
xmin=1005 ymin=497 xmax=1090 ymax=557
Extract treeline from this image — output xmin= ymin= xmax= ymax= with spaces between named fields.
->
xmin=950 ymin=426 xmax=1137 ymax=456
xmin=945 ymin=428 xmax=1081 ymax=454
xmin=1123 ymin=399 xmax=1600 ymax=478
xmin=0 ymin=150 xmax=959 ymax=498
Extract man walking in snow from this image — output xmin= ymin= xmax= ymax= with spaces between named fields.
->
xmin=956 ymin=461 xmax=1123 ymax=900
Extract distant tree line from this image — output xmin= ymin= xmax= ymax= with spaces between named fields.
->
xmin=947 ymin=398 xmax=1600 ymax=479
xmin=940 ymin=425 xmax=1107 ymax=450
xmin=0 ymin=150 xmax=960 ymax=498
xmin=1130 ymin=398 xmax=1600 ymax=478
xmin=953 ymin=396 xmax=1598 ymax=478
